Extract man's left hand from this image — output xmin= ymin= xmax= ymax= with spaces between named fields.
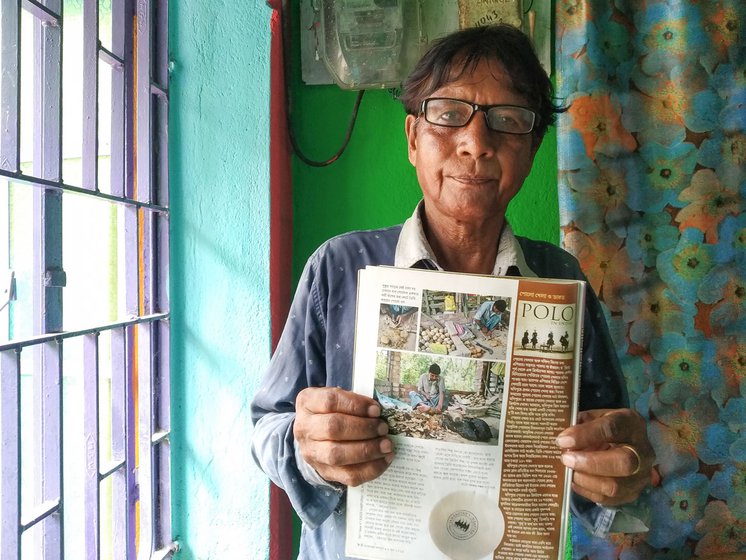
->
xmin=556 ymin=408 xmax=655 ymax=507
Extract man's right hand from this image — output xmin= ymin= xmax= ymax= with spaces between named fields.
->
xmin=294 ymin=387 xmax=394 ymax=487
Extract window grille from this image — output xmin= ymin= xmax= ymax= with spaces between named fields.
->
xmin=0 ymin=1 xmax=173 ymax=559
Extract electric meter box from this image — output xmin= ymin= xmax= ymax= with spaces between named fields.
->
xmin=300 ymin=0 xmax=550 ymax=90
xmin=319 ymin=0 xmax=418 ymax=90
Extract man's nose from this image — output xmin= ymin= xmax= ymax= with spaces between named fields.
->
xmin=457 ymin=111 xmax=497 ymax=159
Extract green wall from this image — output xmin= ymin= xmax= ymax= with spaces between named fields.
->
xmin=169 ymin=4 xmax=271 ymax=559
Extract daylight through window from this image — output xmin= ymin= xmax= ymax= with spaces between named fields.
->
xmin=0 ymin=1 xmax=172 ymax=558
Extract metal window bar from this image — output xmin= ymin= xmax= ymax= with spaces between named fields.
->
xmin=151 ymin=0 xmax=169 ymax=209
xmin=137 ymin=319 xmax=155 ymax=556
xmin=109 ymin=0 xmax=128 ymax=201
xmin=82 ymin=0 xmax=98 ymax=192
xmin=31 ymin=2 xmax=64 ymax=557
xmin=0 ymin=315 xmax=171 ymax=559
xmin=134 ymin=2 xmax=172 ymax=554
xmin=0 ymin=1 xmax=20 ymax=173
xmin=153 ymin=321 xmax=172 ymax=551
xmin=33 ymin=340 xmax=63 ymax=556
xmin=135 ymin=0 xmax=151 ymax=206
xmin=0 ymin=0 xmax=172 ymax=558
xmin=0 ymin=348 xmax=22 ymax=557
xmin=0 ymin=171 xmax=168 ymax=212
xmin=22 ymin=0 xmax=60 ymax=25
xmin=112 ymin=323 xmax=129 ymax=558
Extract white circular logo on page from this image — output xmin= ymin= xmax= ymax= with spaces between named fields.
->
xmin=447 ymin=510 xmax=479 ymax=540
xmin=429 ymin=491 xmax=504 ymax=560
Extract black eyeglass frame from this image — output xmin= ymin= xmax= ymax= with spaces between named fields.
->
xmin=418 ymin=97 xmax=539 ymax=135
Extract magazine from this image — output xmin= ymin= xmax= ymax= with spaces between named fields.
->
xmin=346 ymin=265 xmax=585 ymax=560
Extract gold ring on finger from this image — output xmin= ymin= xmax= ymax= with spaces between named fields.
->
xmin=619 ymin=444 xmax=642 ymax=476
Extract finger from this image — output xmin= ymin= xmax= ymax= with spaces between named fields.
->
xmin=296 ymin=411 xmax=389 ymax=443
xmin=297 ymin=387 xmax=381 ymax=418
xmin=575 ymin=409 xmax=615 ymax=424
xmin=316 ymin=457 xmax=394 ymax=488
xmin=561 ymin=445 xmax=642 ymax=478
xmin=569 ymin=479 xmax=640 ymax=508
xmin=569 ymin=468 xmax=649 ymax=507
xmin=557 ymin=408 xmax=647 ymax=450
xmin=301 ymin=436 xmax=394 ymax=470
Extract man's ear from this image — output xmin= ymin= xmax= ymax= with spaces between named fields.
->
xmin=530 ymin=135 xmax=543 ymax=160
xmin=405 ymin=114 xmax=418 ymax=167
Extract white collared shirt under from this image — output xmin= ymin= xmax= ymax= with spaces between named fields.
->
xmin=394 ymin=200 xmax=539 ymax=277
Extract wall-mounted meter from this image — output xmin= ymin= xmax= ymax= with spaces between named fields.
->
xmin=319 ymin=0 xmax=422 ymax=89
xmin=301 ymin=0 xmax=551 ymax=90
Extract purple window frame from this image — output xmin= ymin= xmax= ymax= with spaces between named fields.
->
xmin=0 ymin=1 xmax=174 ymax=559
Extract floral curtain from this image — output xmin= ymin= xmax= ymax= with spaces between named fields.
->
xmin=556 ymin=0 xmax=745 ymax=557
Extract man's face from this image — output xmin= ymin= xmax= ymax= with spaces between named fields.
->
xmin=429 ymin=372 xmax=440 ymax=382
xmin=404 ymin=58 xmax=539 ymax=229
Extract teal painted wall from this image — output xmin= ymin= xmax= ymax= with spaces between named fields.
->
xmin=169 ymin=4 xmax=271 ymax=559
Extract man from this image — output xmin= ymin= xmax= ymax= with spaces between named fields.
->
xmin=474 ymin=298 xmax=509 ymax=333
xmin=409 ymin=363 xmax=446 ymax=412
xmin=251 ymin=24 xmax=654 ymax=560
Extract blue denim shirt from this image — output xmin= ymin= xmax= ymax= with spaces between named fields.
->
xmin=251 ymin=205 xmax=629 ymax=560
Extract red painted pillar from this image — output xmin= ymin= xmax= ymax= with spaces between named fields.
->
xmin=267 ymin=2 xmax=293 ymax=560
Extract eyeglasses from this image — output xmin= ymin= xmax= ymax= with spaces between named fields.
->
xmin=419 ymin=97 xmax=538 ymax=135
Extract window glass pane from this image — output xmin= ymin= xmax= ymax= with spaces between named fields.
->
xmin=20 ymin=346 xmax=38 ymax=521
xmin=153 ymin=96 xmax=169 ymax=206
xmin=62 ymin=336 xmax=85 ymax=558
xmin=99 ymin=0 xmax=113 ymax=54
xmin=62 ymin=192 xmax=121 ymax=331
xmin=98 ymin=329 xmax=114 ymax=464
xmin=100 ymin=474 xmax=117 ymax=559
xmin=0 ymin=180 xmax=9 ymax=341
xmin=7 ymin=179 xmax=34 ymax=341
xmin=154 ymin=441 xmax=172 ymax=546
xmin=98 ymin=59 xmax=112 ymax=194
xmin=62 ymin=0 xmax=84 ymax=185
xmin=19 ymin=10 xmax=34 ymax=171
xmin=98 ymin=327 xmax=128 ymax=558
xmin=61 ymin=0 xmax=115 ymax=192
xmin=21 ymin=516 xmax=51 ymax=558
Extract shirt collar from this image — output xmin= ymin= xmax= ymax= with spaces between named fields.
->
xmin=394 ymin=201 xmax=537 ymax=277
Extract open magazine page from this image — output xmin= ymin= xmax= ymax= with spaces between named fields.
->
xmin=346 ymin=266 xmax=584 ymax=560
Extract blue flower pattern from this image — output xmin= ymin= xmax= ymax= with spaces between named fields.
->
xmin=558 ymin=0 xmax=746 ymax=556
